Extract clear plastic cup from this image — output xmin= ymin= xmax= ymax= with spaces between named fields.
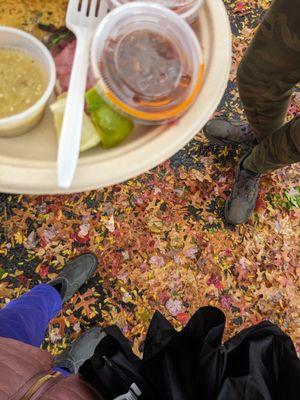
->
xmin=91 ymin=2 xmax=204 ymax=125
xmin=0 ymin=27 xmax=56 ymax=138
xmin=106 ymin=0 xmax=204 ymax=24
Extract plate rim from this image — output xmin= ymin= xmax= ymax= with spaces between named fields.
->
xmin=0 ymin=0 xmax=232 ymax=194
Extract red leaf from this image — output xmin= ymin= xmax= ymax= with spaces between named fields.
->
xmin=39 ymin=265 xmax=49 ymax=278
xmin=177 ymin=313 xmax=189 ymax=325
xmin=40 ymin=236 xmax=48 ymax=248
xmin=158 ymin=290 xmax=169 ymax=305
xmin=236 ymin=265 xmax=249 ymax=281
xmin=224 ymin=248 xmax=231 ymax=257
xmin=255 ymin=197 xmax=267 ymax=211
xmin=71 ymin=232 xmax=90 ymax=244
xmin=235 ymin=2 xmax=249 ymax=15
xmin=17 ymin=274 xmax=30 ymax=285
xmin=207 ymin=274 xmax=223 ymax=290
xmin=220 ymin=295 xmax=232 ymax=310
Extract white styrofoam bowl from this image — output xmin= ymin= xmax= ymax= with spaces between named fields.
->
xmin=0 ymin=0 xmax=231 ymax=194
xmin=0 ymin=27 xmax=56 ymax=137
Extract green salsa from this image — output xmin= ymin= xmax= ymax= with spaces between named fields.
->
xmin=0 ymin=47 xmax=46 ymax=119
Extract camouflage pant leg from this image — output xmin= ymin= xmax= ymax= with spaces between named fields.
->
xmin=237 ymin=0 xmax=300 ymax=173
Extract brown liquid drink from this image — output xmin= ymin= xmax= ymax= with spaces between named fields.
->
xmin=91 ymin=3 xmax=204 ymax=125
xmin=101 ymin=30 xmax=192 ymax=109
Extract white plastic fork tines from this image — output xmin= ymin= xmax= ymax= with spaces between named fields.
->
xmin=57 ymin=0 xmax=107 ymax=189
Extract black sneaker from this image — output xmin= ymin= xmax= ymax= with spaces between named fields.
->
xmin=225 ymin=153 xmax=261 ymax=225
xmin=203 ymin=119 xmax=257 ymax=150
xmin=49 ymin=253 xmax=98 ymax=303
xmin=54 ymin=327 xmax=106 ymax=374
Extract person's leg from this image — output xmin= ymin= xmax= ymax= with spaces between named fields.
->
xmin=0 ymin=283 xmax=62 ymax=347
xmin=237 ymin=0 xmax=300 ymax=141
xmin=237 ymin=0 xmax=300 ymax=173
xmin=243 ymin=117 xmax=300 ymax=173
xmin=204 ymin=0 xmax=300 ymax=168
xmin=205 ymin=0 xmax=300 ymax=224
xmin=0 ymin=253 xmax=99 ymax=376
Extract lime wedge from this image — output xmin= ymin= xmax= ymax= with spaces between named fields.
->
xmin=86 ymin=88 xmax=135 ymax=149
xmin=91 ymin=105 xmax=134 ymax=149
xmin=85 ymin=88 xmax=105 ymax=113
xmin=50 ymin=95 xmax=101 ymax=153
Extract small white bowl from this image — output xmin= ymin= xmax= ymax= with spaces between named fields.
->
xmin=0 ymin=26 xmax=56 ymax=138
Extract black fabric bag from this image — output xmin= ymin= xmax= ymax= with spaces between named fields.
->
xmin=80 ymin=307 xmax=300 ymax=400
xmin=80 ymin=325 xmax=158 ymax=399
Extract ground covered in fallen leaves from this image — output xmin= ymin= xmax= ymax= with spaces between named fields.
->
xmin=0 ymin=0 xmax=299 ymax=356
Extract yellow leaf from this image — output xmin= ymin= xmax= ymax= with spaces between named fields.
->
xmin=14 ymin=232 xmax=23 ymax=245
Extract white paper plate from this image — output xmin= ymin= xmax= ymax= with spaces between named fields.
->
xmin=0 ymin=0 xmax=231 ymax=194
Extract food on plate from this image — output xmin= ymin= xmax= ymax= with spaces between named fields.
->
xmin=0 ymin=1 xmax=202 ymax=149
xmin=91 ymin=3 xmax=204 ymax=125
xmin=50 ymin=89 xmax=134 ymax=151
xmin=50 ymin=94 xmax=101 ymax=152
xmin=0 ymin=26 xmax=56 ymax=137
xmin=106 ymin=0 xmax=204 ymax=24
xmin=85 ymin=87 xmax=105 ymax=113
xmin=0 ymin=47 xmax=46 ymax=119
xmin=53 ymin=39 xmax=94 ymax=94
xmin=86 ymin=88 xmax=134 ymax=149
xmin=44 ymin=27 xmax=74 ymax=54
xmin=0 ymin=0 xmax=68 ymax=41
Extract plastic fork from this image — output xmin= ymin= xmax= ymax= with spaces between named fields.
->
xmin=57 ymin=0 xmax=107 ymax=189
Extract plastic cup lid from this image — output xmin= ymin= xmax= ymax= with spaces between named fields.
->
xmin=91 ymin=2 xmax=204 ymax=122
